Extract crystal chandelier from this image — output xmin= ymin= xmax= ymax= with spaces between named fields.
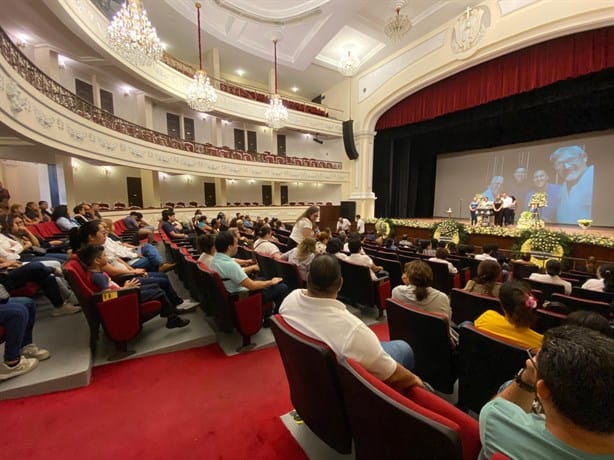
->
xmin=384 ymin=2 xmax=412 ymax=42
xmin=264 ymin=39 xmax=288 ymax=129
xmin=107 ymin=0 xmax=163 ymax=66
xmin=338 ymin=50 xmax=360 ymax=77
xmin=186 ymin=2 xmax=217 ymax=112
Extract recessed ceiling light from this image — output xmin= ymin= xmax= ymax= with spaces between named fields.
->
xmin=291 ymin=86 xmax=299 ymax=92
xmin=160 ymin=42 xmax=168 ymax=50
xmin=236 ymin=68 xmax=245 ymax=76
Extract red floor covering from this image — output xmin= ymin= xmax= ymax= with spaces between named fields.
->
xmin=0 ymin=344 xmax=306 ymax=459
xmin=1 ymin=323 xmax=390 ymax=459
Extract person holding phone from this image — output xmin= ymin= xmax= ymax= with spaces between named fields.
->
xmin=479 ymin=325 xmax=614 ymax=459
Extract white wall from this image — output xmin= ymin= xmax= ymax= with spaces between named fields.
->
xmin=0 ymin=160 xmax=47 ymax=206
xmin=71 ymin=158 xmax=141 ymax=205
xmin=158 ymin=174 xmax=213 ymax=205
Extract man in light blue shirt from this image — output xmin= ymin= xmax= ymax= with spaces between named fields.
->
xmin=479 ymin=326 xmax=614 ymax=459
xmin=210 ymin=230 xmax=289 ymax=313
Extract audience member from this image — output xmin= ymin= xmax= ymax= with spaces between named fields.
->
xmin=582 ymin=264 xmax=614 ymax=292
xmin=0 ymin=294 xmax=50 ymax=381
xmin=210 ymin=230 xmax=288 ymax=314
xmin=38 ymin=201 xmax=52 ymax=222
xmin=565 ymin=310 xmax=612 ymax=337
xmin=282 ymin=237 xmax=317 ymax=282
xmin=0 ymin=181 xmax=10 ymax=212
xmin=529 ymin=259 xmax=572 ymax=295
xmin=392 ymin=260 xmax=457 ymax=344
xmin=23 ymin=201 xmax=42 ymax=225
xmin=464 ymin=260 xmax=502 ymax=297
xmin=72 ymin=203 xmax=91 ymax=226
xmin=474 ymin=280 xmax=542 ymax=349
xmin=479 ymin=326 xmax=614 ymax=459
xmin=253 ymin=225 xmax=282 ymax=260
xmin=160 ymin=209 xmax=188 ymax=240
xmin=280 ymin=254 xmax=423 ymax=392
xmin=315 ymin=231 xmax=329 ymax=254
xmin=0 ymin=258 xmax=80 ymax=317
xmin=51 ymin=205 xmax=79 ymax=231
xmin=79 ymin=245 xmax=189 ymax=329
xmin=197 ymin=234 xmax=216 ymax=268
xmin=428 ymin=247 xmax=458 ymax=274
xmin=123 ymin=211 xmax=154 ymax=243
xmin=325 ymin=237 xmax=347 ymax=261
xmin=346 ymin=239 xmax=386 ymax=281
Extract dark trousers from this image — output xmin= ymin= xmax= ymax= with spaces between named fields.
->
xmin=0 ymin=262 xmax=64 ymax=307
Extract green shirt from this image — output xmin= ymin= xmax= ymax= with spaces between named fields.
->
xmin=479 ymin=398 xmax=613 ymax=459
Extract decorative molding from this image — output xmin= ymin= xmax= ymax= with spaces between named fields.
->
xmin=0 ymin=62 xmax=349 ymax=184
xmin=6 ymin=80 xmax=30 ymax=114
xmin=497 ymin=0 xmax=541 ymax=17
xmin=451 ymin=6 xmax=490 ymax=59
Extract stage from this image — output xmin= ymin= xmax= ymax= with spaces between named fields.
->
xmin=366 ymin=218 xmax=614 ymax=264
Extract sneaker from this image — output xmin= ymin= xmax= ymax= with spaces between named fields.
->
xmin=51 ymin=302 xmax=82 ymax=317
xmin=166 ymin=315 xmax=190 ymax=329
xmin=21 ymin=343 xmax=51 ymax=361
xmin=0 ymin=357 xmax=39 ymax=381
xmin=176 ymin=299 xmax=199 ymax=311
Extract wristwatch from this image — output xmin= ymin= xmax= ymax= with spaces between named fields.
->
xmin=514 ymin=369 xmax=536 ymax=393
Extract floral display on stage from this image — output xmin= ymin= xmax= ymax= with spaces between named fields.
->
xmin=365 ymin=218 xmax=614 ymax=249
xmin=374 ymin=218 xmax=394 ymax=238
xmin=433 ymin=219 xmax=465 ymax=244
xmin=515 ymin=229 xmax=570 ymax=267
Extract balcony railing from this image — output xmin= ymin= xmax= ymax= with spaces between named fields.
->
xmin=0 ymin=28 xmax=342 ymax=170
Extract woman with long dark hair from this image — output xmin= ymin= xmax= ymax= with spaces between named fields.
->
xmin=287 ymin=206 xmax=318 ymax=250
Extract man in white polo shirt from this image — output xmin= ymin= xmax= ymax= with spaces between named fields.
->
xmin=279 ymin=254 xmax=423 ymax=391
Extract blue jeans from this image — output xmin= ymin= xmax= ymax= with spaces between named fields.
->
xmin=262 ymin=282 xmax=289 ymax=313
xmin=381 ymin=340 xmax=415 ymax=371
xmin=0 ymin=297 xmax=36 ymax=362
xmin=129 ymin=243 xmax=163 ymax=272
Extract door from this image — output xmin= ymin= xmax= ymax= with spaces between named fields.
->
xmin=262 ymin=184 xmax=272 ymax=206
xmin=204 ymin=182 xmax=216 ymax=207
xmin=126 ymin=177 xmax=143 ymax=208
xmin=280 ymin=185 xmax=288 ymax=205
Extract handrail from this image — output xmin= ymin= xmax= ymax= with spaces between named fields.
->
xmin=0 ymin=28 xmax=342 ymax=170
xmin=160 ymin=53 xmax=340 ymax=119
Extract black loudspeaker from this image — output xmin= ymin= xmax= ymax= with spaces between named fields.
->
xmin=342 ymin=120 xmax=359 ymax=160
xmin=339 ymin=201 xmax=356 ymax=220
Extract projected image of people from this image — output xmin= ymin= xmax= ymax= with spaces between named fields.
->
xmin=525 ymin=169 xmax=560 ymax=222
xmin=550 ymin=145 xmax=593 ymax=224
xmin=483 ymin=175 xmax=504 ymax=202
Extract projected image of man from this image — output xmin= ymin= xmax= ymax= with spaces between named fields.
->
xmin=551 ymin=146 xmax=593 ymax=224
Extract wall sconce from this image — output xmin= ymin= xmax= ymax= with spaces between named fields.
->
xmin=228 ymin=179 xmax=236 ymax=185
xmin=247 ymin=179 xmax=256 ymax=184
xmin=14 ymin=33 xmax=29 ymax=48
xmin=185 ymin=176 xmax=193 ymax=184
xmin=103 ymin=167 xmax=111 ymax=176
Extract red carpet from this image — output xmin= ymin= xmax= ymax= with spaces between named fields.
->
xmin=0 ymin=344 xmax=306 ymax=459
xmin=1 ymin=322 xmax=391 ymax=459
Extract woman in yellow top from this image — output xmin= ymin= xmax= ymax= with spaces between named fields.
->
xmin=474 ymin=280 xmax=543 ymax=349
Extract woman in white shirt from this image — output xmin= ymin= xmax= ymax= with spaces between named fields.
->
xmin=581 ymin=264 xmax=614 ymax=293
xmin=287 ymin=206 xmax=318 ymax=250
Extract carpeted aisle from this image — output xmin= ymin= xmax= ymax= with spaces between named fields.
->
xmin=0 ymin=344 xmax=308 ymax=460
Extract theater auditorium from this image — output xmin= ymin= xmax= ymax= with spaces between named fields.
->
xmin=1 ymin=1 xmax=613 ymax=458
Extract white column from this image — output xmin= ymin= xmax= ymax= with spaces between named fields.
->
xmin=348 ymin=130 xmax=377 ymax=218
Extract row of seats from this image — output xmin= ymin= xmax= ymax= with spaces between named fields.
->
xmin=271 ymin=314 xmax=484 ymax=460
xmin=160 ymin=234 xmax=270 ymax=352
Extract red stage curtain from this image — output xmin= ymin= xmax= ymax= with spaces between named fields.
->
xmin=376 ymin=27 xmax=614 ymax=130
